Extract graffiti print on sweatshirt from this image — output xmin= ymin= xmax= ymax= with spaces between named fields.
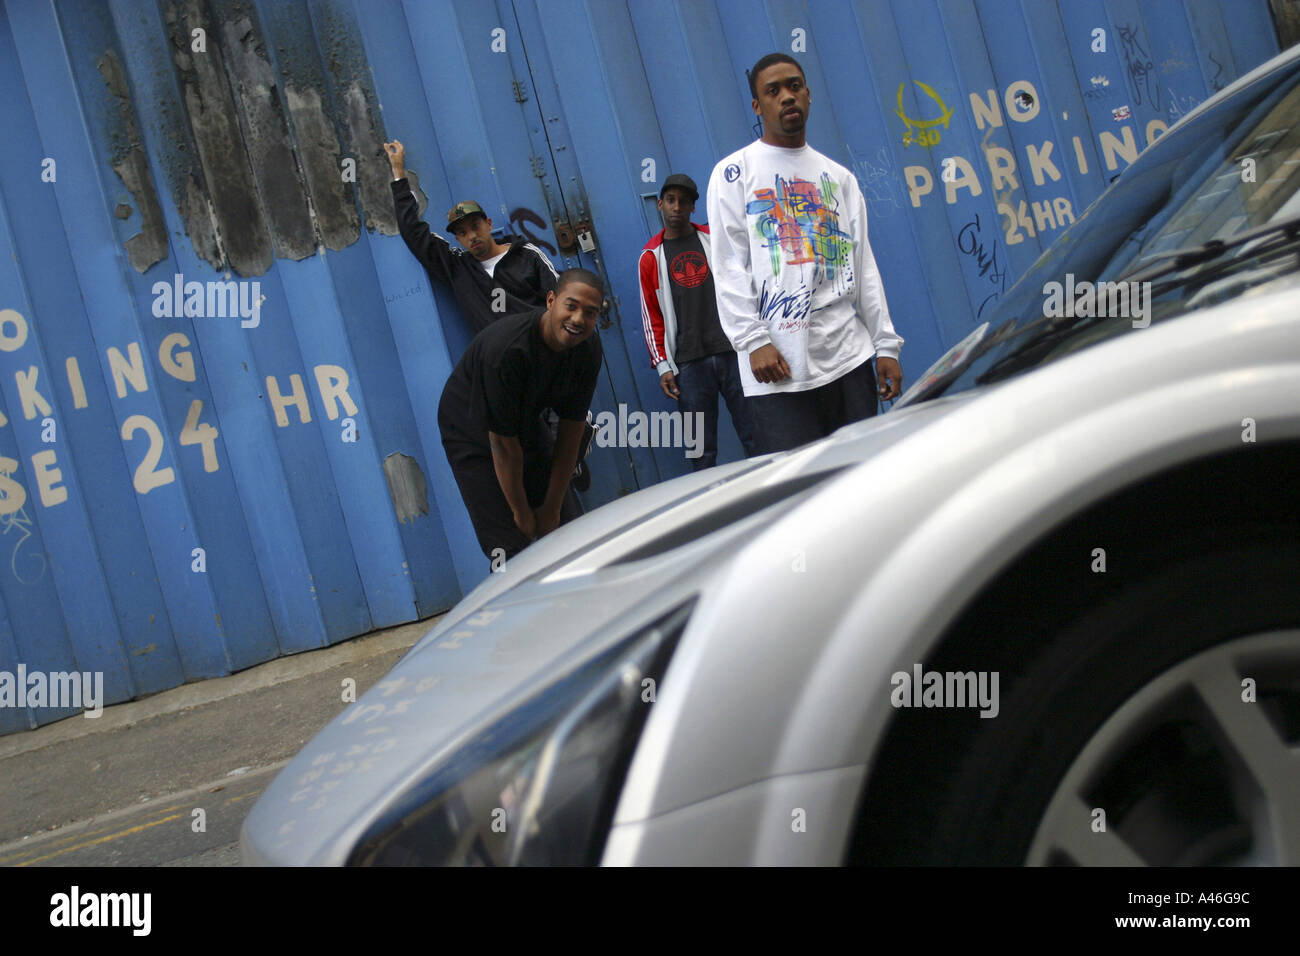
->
xmin=745 ymin=173 xmax=854 ymax=294
xmin=759 ymin=280 xmax=814 ymax=333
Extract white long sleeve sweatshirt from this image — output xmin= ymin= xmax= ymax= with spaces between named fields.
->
xmin=707 ymin=139 xmax=903 ymax=396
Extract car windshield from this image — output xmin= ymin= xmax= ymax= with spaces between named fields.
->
xmin=899 ymin=51 xmax=1300 ymax=407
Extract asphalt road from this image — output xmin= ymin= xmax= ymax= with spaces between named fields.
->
xmin=0 ymin=619 xmax=432 ymax=867
xmin=0 ymin=765 xmax=276 ymax=867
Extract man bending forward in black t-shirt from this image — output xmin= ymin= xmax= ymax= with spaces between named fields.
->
xmin=439 ymin=269 xmax=605 ymax=564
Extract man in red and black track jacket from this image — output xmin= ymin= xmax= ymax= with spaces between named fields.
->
xmin=639 ymin=173 xmax=756 ymax=471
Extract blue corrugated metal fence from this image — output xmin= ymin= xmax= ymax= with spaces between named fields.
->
xmin=0 ymin=0 xmax=1279 ymax=730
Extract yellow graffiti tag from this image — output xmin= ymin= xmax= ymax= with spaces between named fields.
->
xmin=896 ymin=80 xmax=954 ymax=147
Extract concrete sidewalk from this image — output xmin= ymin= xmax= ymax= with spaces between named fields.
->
xmin=0 ymin=616 xmax=438 ymax=865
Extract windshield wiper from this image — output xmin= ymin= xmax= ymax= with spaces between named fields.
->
xmin=974 ymin=311 xmax=1111 ymax=386
xmin=1145 ymin=221 xmax=1300 ymax=299
xmin=976 ymin=213 xmax=1300 ymax=387
xmin=1117 ymin=212 xmax=1300 ymax=285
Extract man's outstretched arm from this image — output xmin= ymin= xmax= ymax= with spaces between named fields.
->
xmin=535 ymin=418 xmax=584 ymax=537
xmin=488 ymin=431 xmax=536 ymax=540
xmin=385 ymin=139 xmax=456 ymax=285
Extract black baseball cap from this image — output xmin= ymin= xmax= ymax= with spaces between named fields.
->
xmin=660 ymin=174 xmax=699 ymax=202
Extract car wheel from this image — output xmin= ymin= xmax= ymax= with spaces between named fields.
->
xmin=855 ymin=525 xmax=1300 ymax=865
xmin=1025 ymin=628 xmax=1300 ymax=865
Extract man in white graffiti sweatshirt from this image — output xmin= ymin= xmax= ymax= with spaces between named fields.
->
xmin=707 ymin=53 xmax=905 ymax=454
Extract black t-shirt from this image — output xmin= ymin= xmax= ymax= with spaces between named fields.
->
xmin=663 ymin=230 xmax=731 ymax=365
xmin=438 ymin=308 xmax=603 ymax=455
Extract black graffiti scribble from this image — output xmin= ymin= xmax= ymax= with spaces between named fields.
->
xmin=508 ymin=207 xmax=557 ymax=256
xmin=1209 ymin=51 xmax=1226 ymax=92
xmin=957 ymin=214 xmax=1007 ymax=319
xmin=1118 ymin=24 xmax=1161 ymax=111
xmin=758 ymin=279 xmax=813 ymax=331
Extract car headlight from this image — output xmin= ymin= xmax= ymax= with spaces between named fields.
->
xmin=346 ymin=600 xmax=693 ymax=866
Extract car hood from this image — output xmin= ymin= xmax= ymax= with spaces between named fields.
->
xmin=240 ymin=391 xmax=975 ymax=865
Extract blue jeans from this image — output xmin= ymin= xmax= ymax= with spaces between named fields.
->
xmin=675 ymin=352 xmax=758 ymax=470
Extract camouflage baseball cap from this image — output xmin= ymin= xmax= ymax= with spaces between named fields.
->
xmin=446 ymin=200 xmax=487 ymax=232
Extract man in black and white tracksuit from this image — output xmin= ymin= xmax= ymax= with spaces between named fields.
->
xmin=386 ymin=139 xmax=559 ymax=333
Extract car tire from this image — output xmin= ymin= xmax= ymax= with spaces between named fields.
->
xmin=857 ymin=522 xmax=1300 ymax=866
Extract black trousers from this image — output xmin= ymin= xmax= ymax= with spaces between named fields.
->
xmin=745 ymin=357 xmax=879 ymax=455
xmin=442 ymin=437 xmax=582 ymax=563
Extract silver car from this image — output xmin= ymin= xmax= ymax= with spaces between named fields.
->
xmin=242 ymin=45 xmax=1300 ymax=866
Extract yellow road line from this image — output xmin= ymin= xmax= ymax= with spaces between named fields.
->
xmin=1 ymin=778 xmax=272 ymax=866
xmin=0 ymin=805 xmax=188 ymax=864
xmin=12 ymin=813 xmax=185 ymax=866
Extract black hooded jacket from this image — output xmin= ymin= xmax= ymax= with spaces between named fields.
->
xmin=392 ymin=177 xmax=559 ymax=334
